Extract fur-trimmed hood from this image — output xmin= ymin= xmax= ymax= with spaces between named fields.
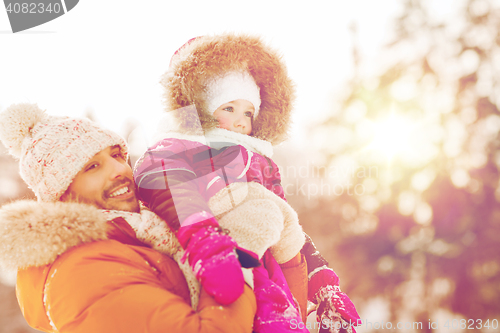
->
xmin=160 ymin=33 xmax=295 ymax=146
xmin=0 ymin=200 xmax=108 ymax=270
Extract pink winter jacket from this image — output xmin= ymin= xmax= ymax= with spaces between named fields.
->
xmin=133 ymin=134 xmax=309 ymax=322
xmin=134 ymin=136 xmax=285 ymax=229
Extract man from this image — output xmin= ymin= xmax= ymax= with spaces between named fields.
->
xmin=0 ymin=103 xmax=256 ymax=333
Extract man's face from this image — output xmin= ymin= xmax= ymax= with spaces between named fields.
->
xmin=60 ymin=145 xmax=140 ymax=212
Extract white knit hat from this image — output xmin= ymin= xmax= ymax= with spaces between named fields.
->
xmin=0 ymin=103 xmax=129 ymax=202
xmin=204 ymin=71 xmax=261 ymax=118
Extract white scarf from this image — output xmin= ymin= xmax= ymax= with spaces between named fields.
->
xmin=153 ymin=126 xmax=274 ymax=158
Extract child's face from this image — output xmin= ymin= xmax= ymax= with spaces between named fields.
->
xmin=213 ymin=99 xmax=254 ymax=135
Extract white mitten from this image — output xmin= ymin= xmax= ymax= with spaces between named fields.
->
xmin=217 ymin=198 xmax=283 ymax=259
xmin=209 ymin=181 xmax=306 ymax=263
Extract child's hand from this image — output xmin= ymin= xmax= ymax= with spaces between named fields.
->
xmin=177 ymin=215 xmax=245 ymax=305
xmin=253 ymin=264 xmax=309 ymax=333
xmin=316 ymin=300 xmax=343 ymax=333
xmin=309 ymin=267 xmax=361 ymax=332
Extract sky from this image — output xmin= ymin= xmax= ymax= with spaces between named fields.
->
xmin=0 ymin=0 xmax=401 ymax=149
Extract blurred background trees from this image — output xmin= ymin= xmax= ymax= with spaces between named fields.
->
xmin=0 ymin=144 xmax=37 ymax=333
xmin=286 ymin=0 xmax=500 ymax=330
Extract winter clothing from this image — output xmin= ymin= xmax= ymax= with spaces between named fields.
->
xmin=280 ymin=253 xmax=309 ymax=321
xmin=159 ymin=32 xmax=360 ymax=332
xmin=0 ymin=200 xmax=256 ymax=333
xmin=161 ymin=33 xmax=294 ymax=144
xmin=134 ymin=132 xmax=308 ymax=327
xmin=177 ymin=216 xmax=246 ymax=305
xmin=253 ymin=252 xmax=306 ymax=332
xmin=0 ymin=103 xmax=258 ymax=332
xmin=135 ymin=33 xmax=308 ymax=330
xmin=301 ymin=235 xmax=361 ymax=333
xmin=135 ymin=128 xmax=305 ymax=263
xmin=104 ymin=203 xmax=308 ymax=332
xmin=205 ymin=71 xmax=261 ymax=118
xmin=0 ymin=103 xmax=128 ymax=202
xmin=100 ymin=207 xmax=202 ymax=309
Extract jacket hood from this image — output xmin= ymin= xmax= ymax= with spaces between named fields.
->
xmin=0 ymin=200 xmax=108 ymax=270
xmin=160 ymin=33 xmax=296 ymax=145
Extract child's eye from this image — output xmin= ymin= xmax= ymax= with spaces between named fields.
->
xmin=223 ymin=106 xmax=234 ymax=112
xmin=244 ymin=111 xmax=253 ymax=118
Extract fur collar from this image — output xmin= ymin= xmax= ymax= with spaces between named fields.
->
xmin=160 ymin=33 xmax=295 ymax=146
xmin=101 ymin=208 xmax=181 ymax=256
xmin=101 ymin=208 xmax=200 ymax=309
xmin=0 ymin=200 xmax=202 ymax=309
xmin=0 ymin=200 xmax=108 ymax=270
xmin=154 ymin=127 xmax=274 ymax=158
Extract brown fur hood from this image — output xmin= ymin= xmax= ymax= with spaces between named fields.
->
xmin=0 ymin=200 xmax=108 ymax=270
xmin=160 ymin=33 xmax=296 ymax=145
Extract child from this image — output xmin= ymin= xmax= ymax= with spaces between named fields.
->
xmin=134 ymin=34 xmax=360 ymax=333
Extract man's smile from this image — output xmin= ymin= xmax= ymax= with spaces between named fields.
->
xmin=104 ymin=179 xmax=135 ymax=201
xmin=109 ymin=185 xmax=131 ymax=198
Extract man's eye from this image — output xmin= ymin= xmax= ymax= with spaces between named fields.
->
xmin=86 ymin=163 xmax=98 ymax=171
xmin=223 ymin=106 xmax=233 ymax=112
xmin=111 ymin=148 xmax=124 ymax=159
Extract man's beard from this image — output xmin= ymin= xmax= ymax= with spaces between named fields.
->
xmin=100 ymin=178 xmax=140 ymax=212
xmin=63 ymin=178 xmax=140 ymax=213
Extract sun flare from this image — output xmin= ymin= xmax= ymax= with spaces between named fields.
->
xmin=366 ymin=114 xmax=415 ymax=162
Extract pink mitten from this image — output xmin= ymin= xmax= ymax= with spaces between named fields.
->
xmin=309 ymin=267 xmax=361 ymax=332
xmin=178 ymin=216 xmax=244 ymax=305
xmin=253 ymin=264 xmax=309 ymax=333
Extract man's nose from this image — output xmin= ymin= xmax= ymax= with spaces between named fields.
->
xmin=107 ymin=157 xmax=129 ymax=179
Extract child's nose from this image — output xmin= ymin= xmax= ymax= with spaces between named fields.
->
xmin=234 ymin=115 xmax=246 ymax=127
